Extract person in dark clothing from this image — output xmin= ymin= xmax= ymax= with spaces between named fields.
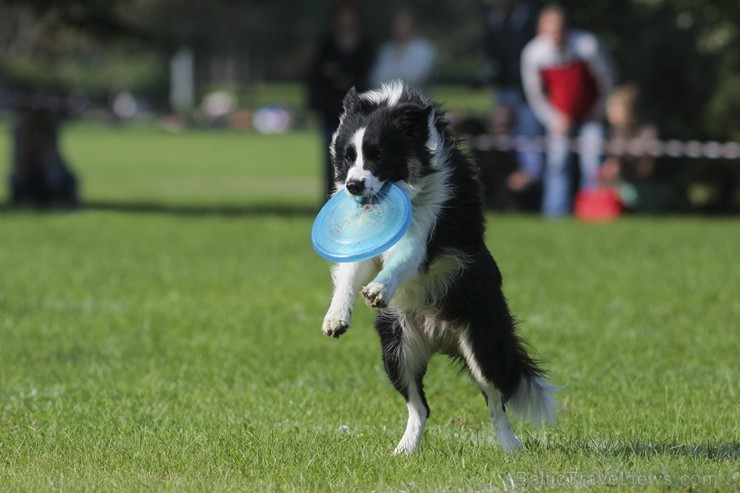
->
xmin=8 ymin=95 xmax=78 ymax=208
xmin=306 ymin=1 xmax=374 ymax=200
xmin=482 ymin=0 xmax=538 ymax=94
xmin=481 ymin=0 xmax=543 ymax=198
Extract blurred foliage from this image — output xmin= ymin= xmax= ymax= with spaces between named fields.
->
xmin=0 ymin=0 xmax=738 ymax=140
xmin=0 ymin=1 xmax=167 ymax=100
xmin=562 ymin=0 xmax=740 ymax=139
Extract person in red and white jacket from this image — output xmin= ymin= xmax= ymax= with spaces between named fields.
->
xmin=521 ymin=4 xmax=614 ymax=216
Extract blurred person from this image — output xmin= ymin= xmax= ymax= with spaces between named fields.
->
xmin=599 ymin=83 xmax=675 ymax=212
xmin=369 ymin=7 xmax=436 ymax=91
xmin=473 ymin=105 xmax=517 ymax=209
xmin=600 ymin=83 xmax=657 ymax=183
xmin=521 ymin=4 xmax=614 ymax=217
xmin=307 ymin=0 xmax=374 ymax=199
xmin=483 ymin=105 xmax=542 ymax=211
xmin=9 ymin=97 xmax=78 ymax=208
xmin=481 ymin=0 xmax=543 ymax=194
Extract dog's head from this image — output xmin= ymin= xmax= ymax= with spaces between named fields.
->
xmin=331 ymin=83 xmax=436 ymax=198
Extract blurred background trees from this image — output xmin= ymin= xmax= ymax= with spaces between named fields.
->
xmin=0 ymin=0 xmax=738 ymax=140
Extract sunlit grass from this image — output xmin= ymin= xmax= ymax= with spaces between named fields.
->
xmin=0 ymin=122 xmax=737 ymax=490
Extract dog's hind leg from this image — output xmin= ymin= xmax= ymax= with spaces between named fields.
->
xmin=480 ymin=384 xmax=523 ymax=453
xmin=457 ymin=329 xmax=523 ymax=453
xmin=375 ymin=311 xmax=431 ymax=454
xmin=323 ymin=260 xmax=378 ymax=338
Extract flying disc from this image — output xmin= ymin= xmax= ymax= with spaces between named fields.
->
xmin=311 ymin=182 xmax=412 ymax=262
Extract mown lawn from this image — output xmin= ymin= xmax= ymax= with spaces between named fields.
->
xmin=0 ymin=123 xmax=737 ymax=491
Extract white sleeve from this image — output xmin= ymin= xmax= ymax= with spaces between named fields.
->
xmin=521 ymin=42 xmax=560 ymax=127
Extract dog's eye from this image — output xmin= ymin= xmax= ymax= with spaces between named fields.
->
xmin=343 ymin=147 xmax=356 ymax=164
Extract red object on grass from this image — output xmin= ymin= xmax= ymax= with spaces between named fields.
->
xmin=574 ymin=187 xmax=622 ymax=221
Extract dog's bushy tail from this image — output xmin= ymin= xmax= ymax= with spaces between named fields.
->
xmin=505 ymin=371 xmax=560 ymax=427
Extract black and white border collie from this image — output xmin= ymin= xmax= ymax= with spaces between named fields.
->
xmin=322 ymin=81 xmax=557 ymax=454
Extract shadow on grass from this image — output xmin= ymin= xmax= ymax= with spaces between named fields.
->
xmin=536 ymin=438 xmax=739 ymax=461
xmin=0 ymin=200 xmax=321 ymax=217
xmin=619 ymin=441 xmax=739 ymax=461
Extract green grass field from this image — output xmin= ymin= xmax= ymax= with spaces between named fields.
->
xmin=0 ymin=122 xmax=738 ymax=491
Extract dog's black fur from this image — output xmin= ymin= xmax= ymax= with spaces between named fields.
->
xmin=322 ymin=81 xmax=557 ymax=453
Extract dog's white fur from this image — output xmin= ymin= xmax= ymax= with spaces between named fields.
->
xmin=322 ymin=166 xmax=452 ymax=336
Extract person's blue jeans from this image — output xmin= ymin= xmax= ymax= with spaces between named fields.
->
xmin=542 ymin=120 xmax=605 ymax=217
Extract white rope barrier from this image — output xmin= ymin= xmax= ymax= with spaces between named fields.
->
xmin=465 ymin=134 xmax=740 ymax=160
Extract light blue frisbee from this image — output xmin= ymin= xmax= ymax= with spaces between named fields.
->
xmin=311 ymin=182 xmax=412 ymax=262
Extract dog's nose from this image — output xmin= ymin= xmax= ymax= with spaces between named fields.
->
xmin=345 ymin=178 xmax=365 ymax=196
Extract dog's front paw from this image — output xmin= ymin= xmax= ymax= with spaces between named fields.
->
xmin=322 ymin=313 xmax=350 ymax=338
xmin=362 ymin=281 xmax=389 ymax=308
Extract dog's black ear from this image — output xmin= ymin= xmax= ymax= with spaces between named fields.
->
xmin=396 ymin=103 xmax=433 ymax=140
xmin=342 ymin=87 xmax=375 ymax=115
xmin=342 ymin=87 xmax=362 ymax=114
